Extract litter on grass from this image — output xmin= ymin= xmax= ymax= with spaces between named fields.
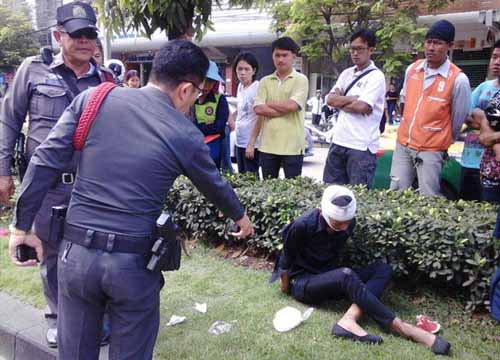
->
xmin=194 ymin=302 xmax=207 ymax=313
xmin=166 ymin=315 xmax=186 ymax=327
xmin=208 ymin=321 xmax=232 ymax=335
xmin=273 ymin=306 xmax=314 ymax=332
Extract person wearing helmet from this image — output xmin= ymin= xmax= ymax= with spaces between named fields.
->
xmin=270 ymin=185 xmax=451 ymax=355
xmin=193 ymin=61 xmax=228 ymax=168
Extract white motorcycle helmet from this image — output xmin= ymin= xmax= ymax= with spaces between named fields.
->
xmin=104 ymin=59 xmax=125 ymax=83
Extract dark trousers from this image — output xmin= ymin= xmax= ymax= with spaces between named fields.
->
xmin=260 ymin=151 xmax=303 ymax=179
xmin=236 ymin=146 xmax=260 ymax=175
xmin=312 ymin=114 xmax=321 ymax=126
xmin=387 ymin=102 xmax=396 ymax=125
xmin=57 ymin=239 xmax=164 ymax=360
xmin=322 ymin=143 xmax=377 ymax=188
xmin=33 ymin=183 xmax=72 ymax=327
xmin=220 ymin=125 xmax=233 ymax=173
xmin=459 ymin=167 xmax=481 ymax=201
xmin=290 ymin=263 xmax=395 ymax=329
xmin=481 ymin=178 xmax=500 ymax=204
xmin=207 ymin=138 xmax=222 ymax=169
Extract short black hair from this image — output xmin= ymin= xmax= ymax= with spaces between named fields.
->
xmin=232 ymin=52 xmax=259 ymax=81
xmin=494 ymin=39 xmax=500 ymax=49
xmin=271 ymin=36 xmax=300 ymax=55
xmin=151 ymin=40 xmax=208 ymax=89
xmin=350 ymin=29 xmax=376 ymax=48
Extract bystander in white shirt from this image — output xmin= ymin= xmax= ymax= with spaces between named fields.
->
xmin=235 ymin=80 xmax=260 ymax=148
xmin=307 ymin=96 xmax=323 ymax=115
xmin=329 ymin=61 xmax=386 ymax=153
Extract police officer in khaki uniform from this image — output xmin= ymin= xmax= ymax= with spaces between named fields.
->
xmin=0 ymin=1 xmax=113 ymax=347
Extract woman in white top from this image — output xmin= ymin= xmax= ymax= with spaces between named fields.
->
xmin=233 ymin=52 xmax=261 ymax=175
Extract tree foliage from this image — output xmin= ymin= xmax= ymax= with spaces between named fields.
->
xmin=95 ymin=0 xmax=274 ymax=41
xmin=271 ymin=0 xmax=451 ymax=77
xmin=0 ymin=0 xmax=39 ymax=66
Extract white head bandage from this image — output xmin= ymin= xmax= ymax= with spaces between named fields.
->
xmin=321 ymin=185 xmax=356 ymax=223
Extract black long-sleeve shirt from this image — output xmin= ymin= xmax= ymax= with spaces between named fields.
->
xmin=14 ymin=85 xmax=245 ymax=235
xmin=280 ymin=208 xmax=355 ymax=277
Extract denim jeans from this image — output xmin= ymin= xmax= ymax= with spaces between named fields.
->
xmin=322 ymin=143 xmax=377 ymax=188
xmin=387 ymin=102 xmax=396 ymax=124
xmin=481 ymin=180 xmax=500 ymax=204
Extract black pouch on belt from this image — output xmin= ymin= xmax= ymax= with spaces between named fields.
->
xmin=48 ymin=205 xmax=68 ymax=243
xmin=146 ymin=212 xmax=181 ymax=272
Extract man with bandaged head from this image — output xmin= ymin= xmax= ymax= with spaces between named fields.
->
xmin=271 ymin=185 xmax=451 ymax=355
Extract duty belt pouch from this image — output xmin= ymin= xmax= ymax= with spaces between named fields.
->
xmin=146 ymin=212 xmax=181 ymax=272
xmin=48 ymin=205 xmax=68 ymax=244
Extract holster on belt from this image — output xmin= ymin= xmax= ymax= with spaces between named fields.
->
xmin=146 ymin=212 xmax=181 ymax=272
xmin=48 ymin=205 xmax=68 ymax=243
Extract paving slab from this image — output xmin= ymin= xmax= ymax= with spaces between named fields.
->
xmin=0 ymin=291 xmax=108 ymax=359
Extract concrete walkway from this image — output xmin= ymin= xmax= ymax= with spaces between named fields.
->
xmin=0 ymin=291 xmax=108 ymax=360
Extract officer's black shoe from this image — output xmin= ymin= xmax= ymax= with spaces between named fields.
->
xmin=46 ymin=328 xmax=57 ymax=348
xmin=332 ymin=323 xmax=383 ymax=345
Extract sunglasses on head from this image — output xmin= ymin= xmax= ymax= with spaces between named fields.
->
xmin=60 ymin=29 xmax=98 ymax=40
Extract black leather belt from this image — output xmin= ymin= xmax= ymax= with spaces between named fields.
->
xmin=64 ymin=223 xmax=153 ymax=255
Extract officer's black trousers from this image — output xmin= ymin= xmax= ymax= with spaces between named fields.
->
xmin=290 ymin=263 xmax=396 ymax=329
xmin=57 ymin=240 xmax=164 ymax=360
xmin=33 ymin=183 xmax=72 ymax=327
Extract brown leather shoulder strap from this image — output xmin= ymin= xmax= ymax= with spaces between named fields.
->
xmin=73 ymin=82 xmax=117 ymax=150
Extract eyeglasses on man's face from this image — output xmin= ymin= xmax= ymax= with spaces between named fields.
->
xmin=348 ymin=46 xmax=369 ymax=54
xmin=185 ymin=80 xmax=205 ymax=97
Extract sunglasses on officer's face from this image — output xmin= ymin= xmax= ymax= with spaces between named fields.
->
xmin=60 ymin=29 xmax=98 ymax=40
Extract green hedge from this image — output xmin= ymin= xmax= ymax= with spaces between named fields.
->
xmin=165 ymin=174 xmax=500 ymax=311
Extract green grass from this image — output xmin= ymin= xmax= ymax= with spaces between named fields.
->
xmin=1 ymin=231 xmax=499 ymax=359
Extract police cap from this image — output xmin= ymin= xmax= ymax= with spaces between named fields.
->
xmin=56 ymin=1 xmax=98 ymax=34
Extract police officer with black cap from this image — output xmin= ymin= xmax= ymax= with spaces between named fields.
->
xmin=0 ymin=1 xmax=113 ymax=348
xmin=8 ymin=39 xmax=254 ymax=359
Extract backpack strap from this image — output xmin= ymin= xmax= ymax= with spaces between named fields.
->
xmin=344 ymin=68 xmax=376 ymax=96
xmin=73 ymin=82 xmax=117 ymax=150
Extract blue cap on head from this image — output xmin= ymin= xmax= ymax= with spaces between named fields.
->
xmin=425 ymin=20 xmax=455 ymax=43
xmin=206 ymin=61 xmax=224 ymax=83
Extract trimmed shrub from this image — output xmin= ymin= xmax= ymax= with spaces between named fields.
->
xmin=165 ymin=174 xmax=500 ymax=311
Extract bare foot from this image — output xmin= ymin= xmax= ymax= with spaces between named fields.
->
xmin=390 ymin=318 xmax=435 ymax=348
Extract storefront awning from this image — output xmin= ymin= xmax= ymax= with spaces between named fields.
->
xmin=418 ymin=10 xmax=500 ymax=50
